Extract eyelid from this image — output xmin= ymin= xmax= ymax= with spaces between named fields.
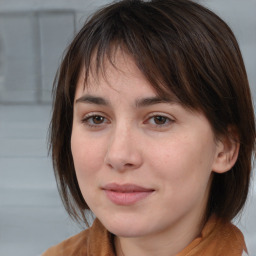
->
xmin=81 ymin=112 xmax=111 ymax=128
xmin=82 ymin=111 xmax=110 ymax=120
xmin=146 ymin=112 xmax=175 ymax=121
xmin=144 ymin=112 xmax=175 ymax=127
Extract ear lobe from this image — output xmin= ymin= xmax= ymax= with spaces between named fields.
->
xmin=212 ymin=128 xmax=240 ymax=174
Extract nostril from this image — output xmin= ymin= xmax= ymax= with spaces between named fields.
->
xmin=104 ymin=139 xmax=143 ymax=171
xmin=125 ymin=163 xmax=134 ymax=167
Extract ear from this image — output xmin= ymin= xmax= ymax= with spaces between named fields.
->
xmin=212 ymin=127 xmax=240 ymax=174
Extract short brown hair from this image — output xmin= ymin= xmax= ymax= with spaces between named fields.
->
xmin=49 ymin=0 xmax=255 ymax=225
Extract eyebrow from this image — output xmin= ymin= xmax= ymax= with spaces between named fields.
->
xmin=75 ymin=95 xmax=174 ymax=107
xmin=75 ymin=95 xmax=110 ymax=105
xmin=135 ymin=97 xmax=174 ymax=108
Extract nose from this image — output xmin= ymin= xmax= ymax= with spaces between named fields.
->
xmin=104 ymin=125 xmax=143 ymax=172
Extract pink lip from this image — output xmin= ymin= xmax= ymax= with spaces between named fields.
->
xmin=102 ymin=183 xmax=154 ymax=206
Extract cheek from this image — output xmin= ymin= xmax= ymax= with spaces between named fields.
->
xmin=149 ymin=140 xmax=214 ymax=216
xmin=70 ymin=133 xmax=107 ymax=209
xmin=71 ymin=132 xmax=105 ymax=181
xmin=148 ymin=135 xmax=215 ymax=189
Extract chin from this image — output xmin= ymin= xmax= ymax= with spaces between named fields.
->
xmin=98 ymin=215 xmax=152 ymax=238
xmin=108 ymin=226 xmax=148 ymax=238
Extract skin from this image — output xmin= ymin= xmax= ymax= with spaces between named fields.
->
xmin=71 ymin=51 xmax=235 ymax=256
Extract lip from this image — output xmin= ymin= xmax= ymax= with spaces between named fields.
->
xmin=102 ymin=183 xmax=155 ymax=206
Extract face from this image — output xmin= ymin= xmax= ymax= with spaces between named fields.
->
xmin=71 ymin=51 xmax=221 ymax=239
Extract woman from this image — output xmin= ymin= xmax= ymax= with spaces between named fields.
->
xmin=43 ymin=0 xmax=255 ymax=255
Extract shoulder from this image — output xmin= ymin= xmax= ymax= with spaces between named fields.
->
xmin=41 ymin=229 xmax=90 ymax=256
xmin=194 ymin=216 xmax=248 ymax=256
xmin=41 ymin=219 xmax=115 ymax=256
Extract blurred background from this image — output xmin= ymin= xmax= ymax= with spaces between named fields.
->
xmin=0 ymin=0 xmax=255 ymax=255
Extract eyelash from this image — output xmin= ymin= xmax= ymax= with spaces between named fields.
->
xmin=81 ymin=113 xmax=109 ymax=128
xmin=81 ymin=113 xmax=174 ymax=129
xmin=145 ymin=114 xmax=174 ymax=128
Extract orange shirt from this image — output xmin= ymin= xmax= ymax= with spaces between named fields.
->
xmin=42 ymin=216 xmax=247 ymax=256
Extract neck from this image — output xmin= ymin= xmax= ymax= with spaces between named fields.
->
xmin=114 ymin=213 xmax=206 ymax=256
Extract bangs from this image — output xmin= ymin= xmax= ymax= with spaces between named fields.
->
xmin=74 ymin=0 xmax=204 ymax=109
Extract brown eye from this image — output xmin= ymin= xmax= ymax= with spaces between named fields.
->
xmin=145 ymin=114 xmax=173 ymax=128
xmin=153 ymin=116 xmax=168 ymax=125
xmin=82 ymin=114 xmax=108 ymax=127
xmin=92 ymin=116 xmax=105 ymax=124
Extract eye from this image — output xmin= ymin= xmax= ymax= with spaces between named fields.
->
xmin=82 ymin=114 xmax=109 ymax=128
xmin=90 ymin=115 xmax=105 ymax=124
xmin=146 ymin=114 xmax=174 ymax=128
xmin=152 ymin=116 xmax=169 ymax=125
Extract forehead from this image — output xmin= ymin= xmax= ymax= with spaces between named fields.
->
xmin=84 ymin=47 xmax=143 ymax=83
xmin=75 ymin=51 xmax=157 ymax=99
xmin=76 ymin=48 xmax=179 ymax=104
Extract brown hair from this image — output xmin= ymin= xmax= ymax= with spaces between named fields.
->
xmin=49 ymin=0 xmax=255 ymax=225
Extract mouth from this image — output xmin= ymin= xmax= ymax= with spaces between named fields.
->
xmin=102 ymin=183 xmax=155 ymax=206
